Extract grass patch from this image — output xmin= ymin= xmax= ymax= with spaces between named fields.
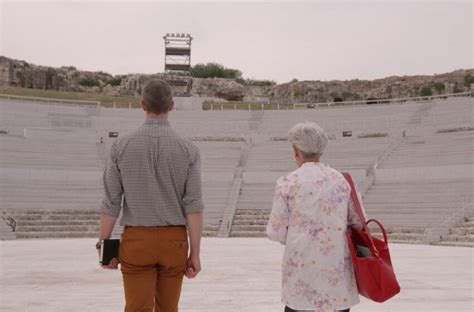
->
xmin=357 ymin=132 xmax=388 ymax=139
xmin=436 ymin=126 xmax=474 ymax=134
xmin=0 ymin=87 xmax=139 ymax=108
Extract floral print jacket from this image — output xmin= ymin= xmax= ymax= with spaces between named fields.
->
xmin=266 ymin=162 xmax=366 ymax=311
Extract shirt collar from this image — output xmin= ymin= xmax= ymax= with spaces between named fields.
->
xmin=301 ymin=161 xmax=325 ymax=168
xmin=144 ymin=118 xmax=170 ymax=126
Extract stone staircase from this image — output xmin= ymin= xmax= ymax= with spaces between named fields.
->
xmin=203 ymin=224 xmax=220 ymax=237
xmin=5 ymin=210 xmax=103 ymax=239
xmin=230 ymin=209 xmax=428 ymax=244
xmin=2 ymin=209 xmax=219 ymax=239
xmin=230 ymin=209 xmax=269 ymax=237
xmin=437 ymin=217 xmax=474 ymax=247
xmin=0 ymin=214 xmax=16 ymax=240
xmin=370 ymin=226 xmax=426 ymax=245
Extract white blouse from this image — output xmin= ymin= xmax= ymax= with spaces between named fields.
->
xmin=266 ymin=162 xmax=365 ymax=311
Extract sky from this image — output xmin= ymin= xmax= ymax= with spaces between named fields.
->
xmin=0 ymin=0 xmax=472 ymax=83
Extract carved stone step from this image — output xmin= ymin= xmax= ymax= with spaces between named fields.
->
xmin=17 ymin=231 xmax=98 ymax=239
xmin=440 ymin=234 xmax=474 ymax=243
xmin=17 ymin=225 xmax=99 ymax=232
xmin=230 ymin=231 xmax=266 ymax=238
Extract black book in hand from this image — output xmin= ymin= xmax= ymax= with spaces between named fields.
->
xmin=99 ymin=239 xmax=120 ymax=265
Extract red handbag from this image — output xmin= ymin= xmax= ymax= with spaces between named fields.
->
xmin=342 ymin=172 xmax=401 ymax=303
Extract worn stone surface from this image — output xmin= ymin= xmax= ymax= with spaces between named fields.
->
xmin=0 ymin=56 xmax=472 ymax=102
xmin=0 ymin=238 xmax=472 ymax=311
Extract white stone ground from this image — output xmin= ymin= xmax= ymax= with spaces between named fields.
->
xmin=0 ymin=238 xmax=472 ymax=312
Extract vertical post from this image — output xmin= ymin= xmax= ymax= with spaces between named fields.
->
xmin=129 ymin=101 xmax=131 ymax=109
xmin=221 ymin=103 xmax=224 ymax=111
xmin=234 ymin=103 xmax=237 ymax=110
xmin=248 ymin=103 xmax=251 ymax=111
xmin=261 ymin=103 xmax=264 ymax=110
xmin=277 ymin=103 xmax=280 ymax=110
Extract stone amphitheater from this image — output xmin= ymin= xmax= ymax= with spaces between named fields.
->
xmin=0 ymin=96 xmax=473 ymax=247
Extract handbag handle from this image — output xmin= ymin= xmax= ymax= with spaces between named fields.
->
xmin=342 ymin=172 xmax=379 ymax=257
xmin=367 ymin=219 xmax=388 ymax=246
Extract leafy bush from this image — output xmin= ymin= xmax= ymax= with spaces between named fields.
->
xmin=236 ymin=78 xmax=276 ymax=86
xmin=341 ymin=90 xmax=361 ymax=101
xmin=453 ymin=83 xmax=462 ymax=93
xmin=433 ymin=82 xmax=445 ymax=94
xmin=191 ymin=63 xmax=242 ymax=79
xmin=108 ymin=76 xmax=122 ymax=86
xmin=55 ymin=74 xmax=66 ymax=85
xmin=464 ymin=74 xmax=474 ymax=87
xmin=420 ymin=86 xmax=432 ymax=97
xmin=366 ymin=98 xmax=378 ymax=104
xmin=16 ymin=71 xmax=26 ymax=87
xmin=79 ymin=77 xmax=100 ymax=87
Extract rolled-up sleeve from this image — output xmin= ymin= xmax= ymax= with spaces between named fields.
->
xmin=183 ymin=149 xmax=204 ymax=214
xmin=100 ymin=141 xmax=123 ymax=217
xmin=267 ymin=177 xmax=290 ymax=244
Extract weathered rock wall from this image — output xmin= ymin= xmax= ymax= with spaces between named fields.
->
xmin=0 ymin=56 xmax=472 ymax=103
xmin=269 ymin=71 xmax=473 ymax=103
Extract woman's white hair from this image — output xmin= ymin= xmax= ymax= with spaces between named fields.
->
xmin=288 ymin=122 xmax=328 ymax=158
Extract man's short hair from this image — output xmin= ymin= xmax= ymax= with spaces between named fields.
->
xmin=142 ymin=79 xmax=173 ymax=114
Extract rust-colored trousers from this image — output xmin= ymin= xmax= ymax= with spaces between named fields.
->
xmin=119 ymin=226 xmax=188 ymax=312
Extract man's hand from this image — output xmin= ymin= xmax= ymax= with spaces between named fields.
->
xmin=97 ymin=213 xmax=119 ymax=269
xmin=185 ymin=211 xmax=203 ymax=278
xmin=96 ymin=242 xmax=119 ymax=270
xmin=185 ymin=253 xmax=201 ymax=278
xmin=102 ymin=258 xmax=119 ymax=270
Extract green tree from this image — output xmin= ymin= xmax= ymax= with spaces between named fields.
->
xmin=16 ymin=71 xmax=26 ymax=87
xmin=453 ymin=83 xmax=462 ymax=93
xmin=191 ymin=63 xmax=242 ymax=79
xmin=341 ymin=90 xmax=361 ymax=101
xmin=79 ymin=77 xmax=100 ymax=87
xmin=433 ymin=82 xmax=445 ymax=94
xmin=464 ymin=74 xmax=474 ymax=87
xmin=420 ymin=86 xmax=432 ymax=97
xmin=108 ymin=76 xmax=122 ymax=86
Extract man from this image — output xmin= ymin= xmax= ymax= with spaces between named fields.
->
xmin=97 ymin=79 xmax=203 ymax=312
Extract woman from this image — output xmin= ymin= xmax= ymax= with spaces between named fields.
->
xmin=267 ymin=122 xmax=366 ymax=312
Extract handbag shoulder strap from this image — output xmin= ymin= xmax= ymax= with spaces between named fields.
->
xmin=342 ymin=172 xmax=368 ymax=228
xmin=342 ymin=172 xmax=382 ymax=257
